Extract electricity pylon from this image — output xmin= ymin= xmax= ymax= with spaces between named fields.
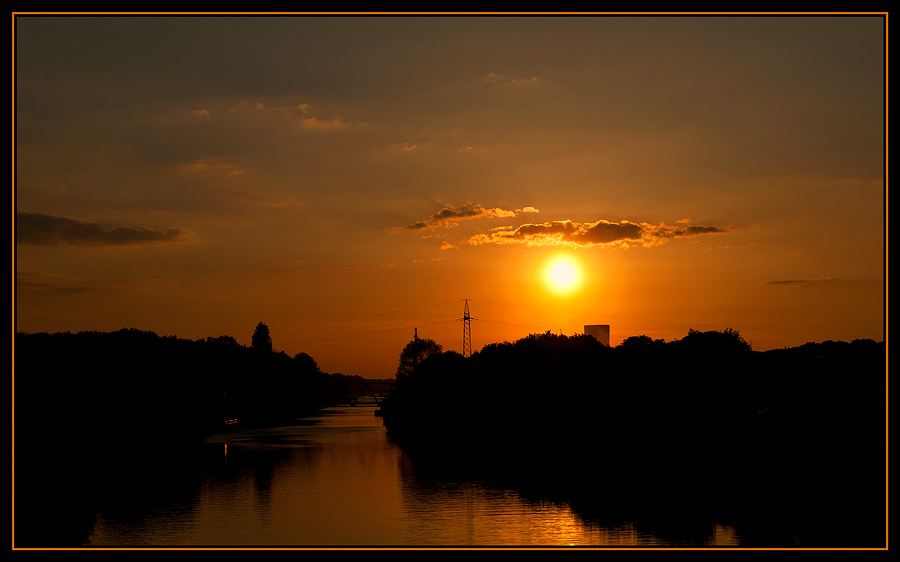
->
xmin=462 ymin=299 xmax=473 ymax=358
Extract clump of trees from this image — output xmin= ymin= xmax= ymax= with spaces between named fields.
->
xmin=395 ymin=336 xmax=443 ymax=382
xmin=380 ymin=327 xmax=884 ymax=473
xmin=14 ymin=323 xmax=341 ymax=547
xmin=379 ymin=328 xmax=885 ymax=548
xmin=15 ymin=324 xmax=333 ymax=447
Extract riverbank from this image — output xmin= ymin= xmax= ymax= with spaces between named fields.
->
xmin=13 ymin=329 xmax=352 ymax=547
xmin=379 ymin=331 xmax=886 ymax=548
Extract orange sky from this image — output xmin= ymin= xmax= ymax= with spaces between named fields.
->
xmin=14 ymin=14 xmax=886 ymax=377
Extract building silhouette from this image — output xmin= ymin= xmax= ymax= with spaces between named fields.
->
xmin=584 ymin=325 xmax=610 ymax=346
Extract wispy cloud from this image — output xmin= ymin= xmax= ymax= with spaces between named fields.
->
xmin=398 ymin=142 xmax=437 ymax=153
xmin=389 ymin=204 xmax=521 ymax=233
xmin=16 ymin=212 xmax=189 ymax=246
xmin=224 ymin=100 xmax=358 ymax=130
xmin=466 ymin=219 xmax=732 ymax=248
xmin=171 ymin=159 xmax=245 ymax=178
xmin=299 ymin=115 xmax=352 ymax=129
xmin=168 ymin=160 xmax=292 ymax=207
xmin=482 ymin=72 xmax=541 ymax=87
xmin=765 ymin=278 xmax=839 ymax=285
xmin=16 ymin=271 xmax=94 ymax=294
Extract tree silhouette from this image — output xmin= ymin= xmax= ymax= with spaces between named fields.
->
xmin=619 ymin=334 xmax=657 ymax=347
xmin=395 ymin=336 xmax=442 ymax=382
xmin=251 ymin=322 xmax=273 ymax=353
xmin=293 ymin=351 xmax=320 ymax=373
xmin=678 ymin=327 xmax=752 ymax=354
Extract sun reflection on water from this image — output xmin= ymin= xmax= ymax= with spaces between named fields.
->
xmin=87 ymin=407 xmax=750 ymax=547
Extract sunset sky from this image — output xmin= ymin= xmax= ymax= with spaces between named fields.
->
xmin=14 ymin=14 xmax=886 ymax=377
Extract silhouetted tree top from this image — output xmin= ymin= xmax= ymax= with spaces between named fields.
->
xmin=618 ymin=334 xmax=665 ymax=348
xmin=676 ymin=327 xmax=753 ymax=354
xmin=396 ymin=336 xmax=442 ymax=382
xmin=293 ymin=351 xmax=320 ymax=373
xmin=251 ymin=322 xmax=273 ymax=353
xmin=205 ymin=335 xmax=240 ymax=348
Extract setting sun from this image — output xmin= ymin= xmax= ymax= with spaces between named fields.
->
xmin=13 ymin=14 xmax=886 ymax=550
xmin=542 ymin=253 xmax=585 ymax=296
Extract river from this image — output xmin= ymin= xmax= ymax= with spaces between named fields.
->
xmin=81 ymin=402 xmax=869 ymax=548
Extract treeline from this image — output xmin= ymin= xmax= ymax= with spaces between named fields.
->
xmin=15 ymin=327 xmax=334 ymax=444
xmin=14 ymin=326 xmax=334 ymax=547
xmin=381 ymin=328 xmax=885 ymax=455
xmin=379 ymin=329 xmax=886 ymax=546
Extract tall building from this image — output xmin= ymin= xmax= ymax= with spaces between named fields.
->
xmin=584 ymin=325 xmax=610 ymax=347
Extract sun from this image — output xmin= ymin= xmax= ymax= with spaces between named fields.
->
xmin=542 ymin=252 xmax=585 ymax=296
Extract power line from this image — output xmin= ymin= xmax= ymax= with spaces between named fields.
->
xmin=228 ymin=300 xmax=464 ymax=336
xmin=467 ymin=299 xmax=882 ymax=339
xmin=272 ymin=297 xmax=879 ymax=349
xmin=278 ymin=318 xmax=459 ymax=346
xmin=468 ymin=298 xmax=728 ymax=327
xmin=478 ymin=318 xmax=561 ymax=332
xmin=278 ymin=299 xmax=462 ymax=330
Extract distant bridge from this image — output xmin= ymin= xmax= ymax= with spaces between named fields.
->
xmin=322 ymin=380 xmax=396 ymax=406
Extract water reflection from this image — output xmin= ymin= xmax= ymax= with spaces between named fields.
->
xmin=84 ymin=406 xmax=761 ymax=547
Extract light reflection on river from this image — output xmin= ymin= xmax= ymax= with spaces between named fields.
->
xmin=85 ymin=405 xmax=740 ymax=547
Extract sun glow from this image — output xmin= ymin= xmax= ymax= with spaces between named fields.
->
xmin=542 ymin=252 xmax=585 ymax=296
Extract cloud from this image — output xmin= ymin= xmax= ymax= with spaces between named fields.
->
xmin=171 ymin=159 xmax=245 ymax=178
xmin=16 ymin=271 xmax=94 ymax=294
xmin=266 ymin=101 xmax=356 ymax=129
xmin=465 ymin=218 xmax=731 ymax=248
xmin=456 ymin=146 xmax=488 ymax=154
xmin=704 ymin=242 xmax=765 ymax=251
xmin=482 ymin=72 xmax=541 ymax=87
xmin=300 ymin=115 xmax=351 ymax=129
xmin=389 ymin=204 xmax=520 ymax=233
xmin=765 ymin=278 xmax=839 ymax=285
xmin=391 ymin=142 xmax=487 ymax=156
xmin=398 ymin=142 xmax=437 ymax=152
xmin=638 ymin=222 xmax=732 ymax=247
xmin=16 ymin=211 xmax=189 ymax=246
xmin=168 ymin=161 xmax=293 ymax=207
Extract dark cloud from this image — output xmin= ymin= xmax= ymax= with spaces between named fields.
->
xmin=495 ymin=220 xmax=579 ymax=240
xmin=16 ymin=211 xmax=188 ymax=246
xmin=16 ymin=271 xmax=93 ymax=294
xmin=765 ymin=278 xmax=838 ymax=285
xmin=390 ymin=204 xmax=517 ymax=232
xmin=573 ymin=220 xmax=645 ymax=244
xmin=682 ymin=225 xmax=724 ymax=236
xmin=467 ymin=219 xmax=730 ymax=248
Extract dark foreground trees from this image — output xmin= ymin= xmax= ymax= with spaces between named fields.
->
xmin=382 ymin=327 xmax=885 ymax=454
xmin=15 ymin=328 xmax=330 ymax=449
xmin=13 ymin=327 xmax=331 ymax=547
xmin=379 ymin=328 xmax=886 ymax=547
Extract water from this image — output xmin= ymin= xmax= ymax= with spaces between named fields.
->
xmin=81 ymin=404 xmax=755 ymax=547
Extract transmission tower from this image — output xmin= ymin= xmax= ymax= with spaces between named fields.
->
xmin=461 ymin=299 xmax=473 ymax=357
